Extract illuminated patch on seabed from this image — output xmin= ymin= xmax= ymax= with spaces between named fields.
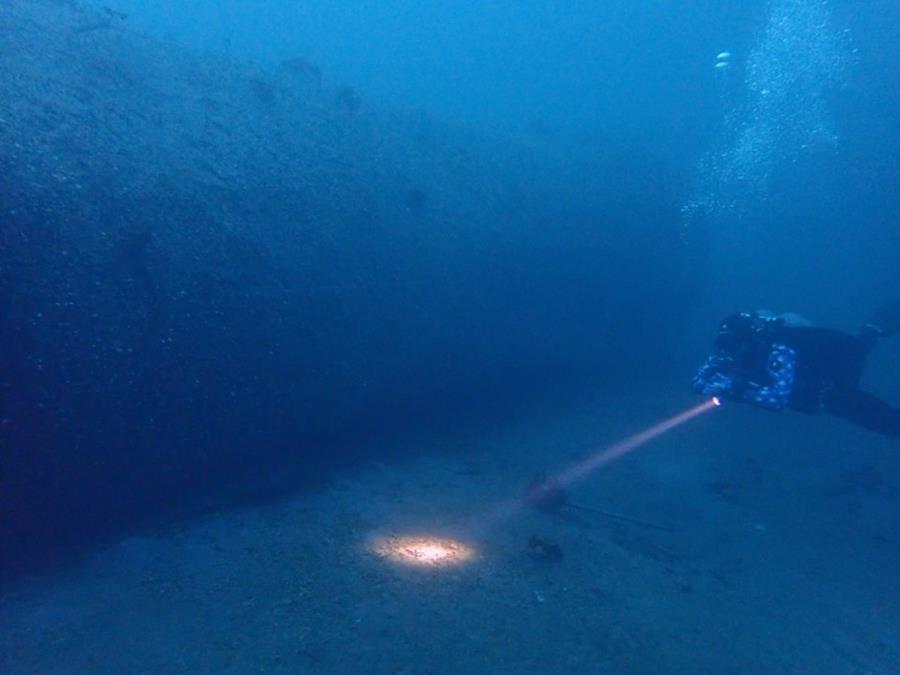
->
xmin=370 ymin=535 xmax=475 ymax=567
xmin=367 ymin=399 xmax=718 ymax=565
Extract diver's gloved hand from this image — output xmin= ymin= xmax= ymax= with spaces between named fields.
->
xmin=693 ymin=354 xmax=746 ymax=400
xmin=697 ymin=371 xmax=734 ymax=397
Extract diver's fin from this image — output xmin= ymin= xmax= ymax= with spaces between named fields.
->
xmin=867 ymin=299 xmax=900 ymax=339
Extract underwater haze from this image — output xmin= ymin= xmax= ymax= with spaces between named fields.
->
xmin=1 ymin=1 xmax=899 ymax=672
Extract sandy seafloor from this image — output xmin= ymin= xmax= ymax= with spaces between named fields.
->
xmin=2 ymin=391 xmax=900 ymax=674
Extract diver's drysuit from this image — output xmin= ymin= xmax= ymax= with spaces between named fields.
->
xmin=693 ymin=300 xmax=900 ymax=437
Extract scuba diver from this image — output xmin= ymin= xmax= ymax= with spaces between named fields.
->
xmin=693 ymin=300 xmax=900 ymax=437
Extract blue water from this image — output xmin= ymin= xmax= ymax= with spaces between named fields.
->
xmin=1 ymin=1 xmax=898 ymax=671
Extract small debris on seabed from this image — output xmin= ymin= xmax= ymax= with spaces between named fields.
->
xmin=527 ymin=535 xmax=563 ymax=563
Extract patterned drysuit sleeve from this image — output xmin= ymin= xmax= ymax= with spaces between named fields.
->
xmin=741 ymin=344 xmax=796 ymax=410
xmin=692 ymin=354 xmax=735 ymax=396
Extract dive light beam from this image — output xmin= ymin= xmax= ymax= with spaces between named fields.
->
xmin=470 ymin=398 xmax=719 ymax=537
xmin=556 ymin=398 xmax=717 ymax=486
